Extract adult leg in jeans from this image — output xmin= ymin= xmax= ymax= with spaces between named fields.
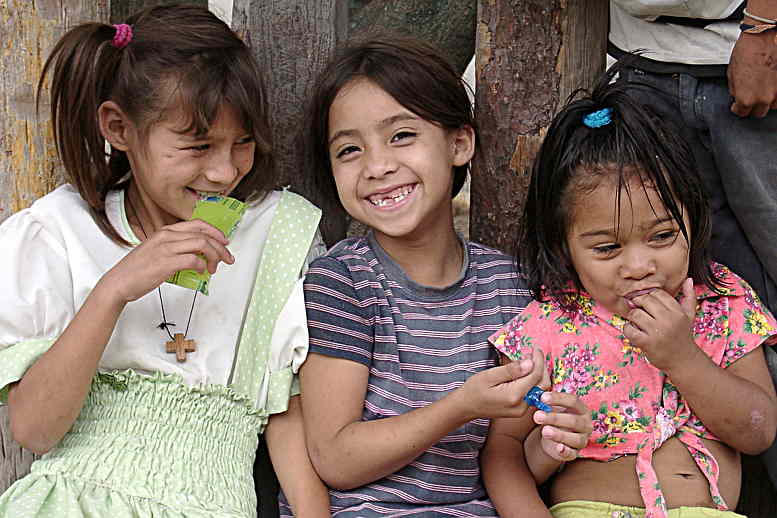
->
xmin=699 ymin=77 xmax=777 ymax=315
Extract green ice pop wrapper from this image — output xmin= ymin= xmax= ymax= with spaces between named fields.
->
xmin=166 ymin=195 xmax=246 ymax=294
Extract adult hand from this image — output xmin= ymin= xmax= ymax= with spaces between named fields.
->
xmin=622 ymin=278 xmax=700 ymax=373
xmin=729 ymin=29 xmax=777 ymax=117
xmin=99 ymin=219 xmax=234 ymax=303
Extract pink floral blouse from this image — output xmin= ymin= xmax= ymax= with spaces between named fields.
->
xmin=489 ymin=264 xmax=777 ymax=518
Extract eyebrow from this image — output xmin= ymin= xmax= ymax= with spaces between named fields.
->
xmin=577 ymin=216 xmax=676 ymax=239
xmin=328 ymin=112 xmax=420 ymax=146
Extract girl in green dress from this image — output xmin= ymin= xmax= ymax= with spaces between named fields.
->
xmin=0 ymin=5 xmax=329 ymax=517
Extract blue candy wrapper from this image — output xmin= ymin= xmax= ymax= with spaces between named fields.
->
xmin=524 ymin=386 xmax=552 ymax=412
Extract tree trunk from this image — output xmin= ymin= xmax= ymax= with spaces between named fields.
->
xmin=233 ymin=0 xmax=349 ymax=247
xmin=350 ymin=0 xmax=476 ymax=76
xmin=0 ymin=0 xmax=110 ymax=493
xmin=470 ymin=0 xmax=607 ymax=255
xmin=110 ymin=0 xmax=206 ymax=23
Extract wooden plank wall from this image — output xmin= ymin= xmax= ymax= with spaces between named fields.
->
xmin=0 ymin=0 xmax=109 ymax=493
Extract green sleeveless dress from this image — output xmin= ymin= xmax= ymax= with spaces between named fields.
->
xmin=0 ymin=190 xmax=321 ymax=518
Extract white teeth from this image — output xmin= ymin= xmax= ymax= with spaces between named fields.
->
xmin=368 ymin=185 xmax=414 ymax=206
xmin=195 ymin=190 xmax=223 ymax=198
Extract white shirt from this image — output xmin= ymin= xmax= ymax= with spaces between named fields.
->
xmin=610 ymin=1 xmax=743 ymax=65
xmin=0 ymin=185 xmax=323 ymax=395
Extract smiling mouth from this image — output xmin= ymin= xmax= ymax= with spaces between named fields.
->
xmin=367 ymin=184 xmax=416 ymax=207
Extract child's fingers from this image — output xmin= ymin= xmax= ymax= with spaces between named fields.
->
xmin=542 ymin=424 xmax=589 ymax=450
xmin=541 ymin=427 xmax=584 ymax=461
xmin=529 ymin=347 xmax=547 ymax=377
xmin=539 ymin=391 xmax=588 ymax=414
xmin=485 ymin=359 xmax=535 ymax=386
xmin=538 ymin=365 xmax=551 ymax=391
xmin=628 ymin=291 xmax=670 ymax=319
xmin=535 ymin=410 xmax=592 ymax=437
xmin=624 ymin=307 xmax=653 ymax=335
xmin=166 ymin=236 xmax=234 ymax=272
xmin=165 ymin=219 xmax=230 ymax=244
xmin=680 ymin=277 xmax=697 ymax=319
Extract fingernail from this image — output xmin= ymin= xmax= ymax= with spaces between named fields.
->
xmin=540 ymin=392 xmax=552 ymax=403
xmin=534 ymin=411 xmax=546 ymax=423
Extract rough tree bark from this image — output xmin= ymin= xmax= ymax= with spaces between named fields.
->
xmin=233 ymin=0 xmax=349 ymax=247
xmin=0 ymin=0 xmax=110 ymax=494
xmin=471 ymin=0 xmax=608 ymax=255
xmin=110 ymin=0 xmax=206 ymax=23
xmin=350 ymin=0 xmax=476 ymax=76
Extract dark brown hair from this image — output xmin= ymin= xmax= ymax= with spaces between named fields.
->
xmin=304 ymin=35 xmax=478 ymax=210
xmin=37 ymin=3 xmax=275 ymax=244
xmin=520 ymin=59 xmax=722 ymax=312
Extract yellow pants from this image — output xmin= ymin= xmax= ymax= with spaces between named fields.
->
xmin=549 ymin=500 xmax=747 ymax=518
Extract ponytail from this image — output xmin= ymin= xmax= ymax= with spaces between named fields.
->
xmin=37 ymin=23 xmax=130 ymax=243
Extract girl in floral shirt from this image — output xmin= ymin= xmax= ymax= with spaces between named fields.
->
xmin=482 ymin=63 xmax=777 ymax=518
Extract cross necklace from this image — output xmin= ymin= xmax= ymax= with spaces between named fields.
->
xmin=127 ymin=193 xmax=198 ymax=362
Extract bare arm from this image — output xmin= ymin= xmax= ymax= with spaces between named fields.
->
xmin=8 ymin=282 xmax=125 ymax=454
xmin=663 ymin=346 xmax=776 ymax=454
xmin=266 ymin=395 xmax=331 ymax=518
xmin=300 ymin=349 xmax=544 ymax=490
xmin=625 ymin=280 xmax=777 ymax=454
xmin=481 ymin=415 xmax=552 ymax=518
xmin=729 ymin=0 xmax=777 ymax=117
xmin=7 ymin=220 xmax=233 ymax=454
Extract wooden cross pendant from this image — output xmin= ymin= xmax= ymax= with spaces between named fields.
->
xmin=165 ymin=333 xmax=196 ymax=362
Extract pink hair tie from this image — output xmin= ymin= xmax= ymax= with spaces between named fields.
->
xmin=111 ymin=24 xmax=133 ymax=49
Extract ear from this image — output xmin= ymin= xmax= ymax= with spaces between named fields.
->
xmin=450 ymin=125 xmax=475 ymax=167
xmin=98 ymin=100 xmax=134 ymax=152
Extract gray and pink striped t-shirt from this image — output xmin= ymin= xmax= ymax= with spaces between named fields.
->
xmin=299 ymin=233 xmax=532 ymax=517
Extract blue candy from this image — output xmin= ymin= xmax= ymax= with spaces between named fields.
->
xmin=524 ymin=386 xmax=552 ymax=412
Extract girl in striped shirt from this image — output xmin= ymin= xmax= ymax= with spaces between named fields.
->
xmin=282 ymin=36 xmax=590 ymax=518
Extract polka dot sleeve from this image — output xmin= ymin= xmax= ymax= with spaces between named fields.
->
xmin=263 ymin=231 xmax=326 ymax=413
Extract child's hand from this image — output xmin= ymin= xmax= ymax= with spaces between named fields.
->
xmin=623 ymin=277 xmax=700 ymax=372
xmin=532 ymin=392 xmax=593 ymax=462
xmin=99 ymin=219 xmax=235 ymax=303
xmin=458 ymin=347 xmax=546 ymax=420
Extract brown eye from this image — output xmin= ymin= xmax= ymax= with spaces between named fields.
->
xmin=335 ymin=145 xmax=360 ymax=159
xmin=390 ymin=131 xmax=416 ymax=143
xmin=652 ymin=231 xmax=677 ymax=243
xmin=593 ymin=244 xmax=618 ymax=255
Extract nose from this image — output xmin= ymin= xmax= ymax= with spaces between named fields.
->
xmin=203 ymin=145 xmax=242 ymax=187
xmin=363 ymin=146 xmax=397 ymax=180
xmin=619 ymin=247 xmax=657 ymax=280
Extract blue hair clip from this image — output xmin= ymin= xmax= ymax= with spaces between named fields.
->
xmin=583 ymin=107 xmax=613 ymax=128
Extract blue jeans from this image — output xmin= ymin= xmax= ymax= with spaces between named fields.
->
xmin=617 ymin=66 xmax=777 ymax=488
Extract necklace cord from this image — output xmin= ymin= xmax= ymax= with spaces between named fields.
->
xmin=125 ymin=190 xmax=198 ymax=340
